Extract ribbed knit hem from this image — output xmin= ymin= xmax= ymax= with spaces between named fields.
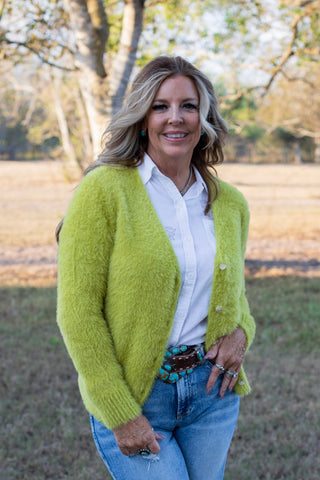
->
xmin=79 ymin=378 xmax=142 ymax=430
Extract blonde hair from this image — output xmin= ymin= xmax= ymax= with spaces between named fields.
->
xmin=56 ymin=56 xmax=227 ymax=241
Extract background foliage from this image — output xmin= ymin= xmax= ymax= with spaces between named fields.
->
xmin=0 ymin=0 xmax=319 ymax=165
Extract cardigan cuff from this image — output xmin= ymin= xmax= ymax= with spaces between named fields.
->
xmin=79 ymin=377 xmax=142 ymax=430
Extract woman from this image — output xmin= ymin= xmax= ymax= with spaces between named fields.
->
xmin=57 ymin=56 xmax=255 ymax=480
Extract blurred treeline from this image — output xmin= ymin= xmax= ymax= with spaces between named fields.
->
xmin=0 ymin=0 xmax=319 ymax=169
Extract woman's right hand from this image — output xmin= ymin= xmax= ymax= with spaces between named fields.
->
xmin=113 ymin=414 xmax=164 ymax=456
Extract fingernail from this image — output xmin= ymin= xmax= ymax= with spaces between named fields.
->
xmin=204 ymin=353 xmax=213 ymax=359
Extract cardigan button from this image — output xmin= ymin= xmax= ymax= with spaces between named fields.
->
xmin=215 ymin=306 xmax=223 ymax=313
xmin=219 ymin=263 xmax=227 ymax=270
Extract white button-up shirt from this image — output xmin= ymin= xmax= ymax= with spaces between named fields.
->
xmin=138 ymin=154 xmax=216 ymax=347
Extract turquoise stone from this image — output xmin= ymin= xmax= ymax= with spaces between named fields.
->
xmin=159 ymin=368 xmax=169 ymax=379
xmin=169 ymin=373 xmax=179 ymax=382
xmin=164 ymin=364 xmax=172 ymax=371
xmin=180 ymin=345 xmax=187 ymax=352
xmin=172 ymin=347 xmax=180 ymax=355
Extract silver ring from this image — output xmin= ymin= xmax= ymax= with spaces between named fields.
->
xmin=137 ymin=448 xmax=151 ymax=456
xmin=225 ymin=370 xmax=238 ymax=378
xmin=214 ymin=363 xmax=225 ymax=372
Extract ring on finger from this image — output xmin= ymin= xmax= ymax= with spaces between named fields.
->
xmin=137 ymin=448 xmax=151 ymax=456
xmin=225 ymin=369 xmax=238 ymax=378
xmin=214 ymin=362 xmax=225 ymax=373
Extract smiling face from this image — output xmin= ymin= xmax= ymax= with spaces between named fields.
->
xmin=144 ymin=75 xmax=202 ymax=167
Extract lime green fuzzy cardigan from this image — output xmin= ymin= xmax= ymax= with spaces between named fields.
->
xmin=57 ymin=165 xmax=255 ymax=430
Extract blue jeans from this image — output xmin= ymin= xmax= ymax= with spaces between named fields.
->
xmin=90 ymin=360 xmax=240 ymax=480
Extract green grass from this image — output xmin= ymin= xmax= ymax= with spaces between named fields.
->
xmin=1 ymin=278 xmax=319 ymax=480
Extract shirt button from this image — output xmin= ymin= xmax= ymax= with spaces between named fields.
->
xmin=219 ymin=263 xmax=227 ymax=270
xmin=215 ymin=306 xmax=223 ymax=313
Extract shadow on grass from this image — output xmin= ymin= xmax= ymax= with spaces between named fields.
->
xmin=1 ymin=278 xmax=319 ymax=480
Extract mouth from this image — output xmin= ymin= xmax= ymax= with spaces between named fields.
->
xmin=163 ymin=133 xmax=188 ymax=139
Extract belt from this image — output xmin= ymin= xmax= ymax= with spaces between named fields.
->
xmin=158 ymin=344 xmax=205 ymax=384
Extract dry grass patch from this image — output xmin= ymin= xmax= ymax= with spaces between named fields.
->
xmin=1 ymin=160 xmax=320 ymax=283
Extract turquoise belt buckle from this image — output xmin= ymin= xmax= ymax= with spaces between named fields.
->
xmin=158 ymin=344 xmax=203 ymax=384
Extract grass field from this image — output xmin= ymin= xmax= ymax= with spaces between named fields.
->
xmin=1 ymin=278 xmax=320 ymax=480
xmin=1 ymin=160 xmax=320 ymax=479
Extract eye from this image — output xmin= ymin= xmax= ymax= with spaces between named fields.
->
xmin=151 ymin=104 xmax=167 ymax=111
xmin=183 ymin=103 xmax=199 ymax=111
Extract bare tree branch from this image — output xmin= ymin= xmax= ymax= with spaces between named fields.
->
xmin=0 ymin=38 xmax=76 ymax=71
xmin=262 ymin=13 xmax=301 ymax=94
xmin=281 ymin=70 xmax=316 ymax=88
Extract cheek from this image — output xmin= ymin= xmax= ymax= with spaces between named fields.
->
xmin=190 ymin=114 xmax=201 ymax=130
xmin=145 ymin=112 xmax=163 ymax=132
xmin=192 ymin=120 xmax=201 ymax=137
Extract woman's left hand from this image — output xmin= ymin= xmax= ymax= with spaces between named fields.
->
xmin=205 ymin=327 xmax=247 ymax=398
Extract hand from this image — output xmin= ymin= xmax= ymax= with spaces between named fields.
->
xmin=205 ymin=327 xmax=247 ymax=399
xmin=113 ymin=414 xmax=164 ymax=456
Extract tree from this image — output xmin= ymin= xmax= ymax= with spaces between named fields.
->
xmin=0 ymin=60 xmax=62 ymax=160
xmin=1 ymin=0 xmax=319 ymax=165
xmin=1 ymin=0 xmax=146 ymax=163
xmin=63 ymin=0 xmax=145 ymax=156
xmin=258 ymin=63 xmax=320 ymax=163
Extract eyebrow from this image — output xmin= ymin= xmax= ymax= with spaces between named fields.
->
xmin=153 ymin=97 xmax=199 ymax=103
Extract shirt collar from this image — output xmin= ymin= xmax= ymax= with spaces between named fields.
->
xmin=138 ymin=153 xmax=158 ymax=185
xmin=192 ymin=166 xmax=208 ymax=195
xmin=138 ymin=152 xmax=208 ymax=195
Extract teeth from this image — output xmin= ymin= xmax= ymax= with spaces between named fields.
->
xmin=165 ymin=133 xmax=186 ymax=138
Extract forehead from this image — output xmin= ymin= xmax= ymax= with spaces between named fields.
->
xmin=154 ymin=75 xmax=199 ymax=99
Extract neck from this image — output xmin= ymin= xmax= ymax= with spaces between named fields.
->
xmin=147 ymin=152 xmax=193 ymax=192
xmin=180 ymin=166 xmax=193 ymax=196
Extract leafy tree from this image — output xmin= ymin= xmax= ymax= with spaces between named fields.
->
xmin=1 ymin=0 xmax=319 ymax=165
xmin=1 ymin=0 xmax=146 ymax=162
xmin=257 ymin=62 xmax=320 ymax=163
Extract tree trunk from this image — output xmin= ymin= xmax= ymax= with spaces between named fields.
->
xmin=74 ymin=85 xmax=94 ymax=168
xmin=314 ymin=135 xmax=320 ymax=164
xmin=63 ymin=0 xmax=145 ymax=159
xmin=51 ymin=76 xmax=82 ymax=179
xmin=294 ymin=138 xmax=302 ymax=164
xmin=63 ymin=0 xmax=110 ymax=158
xmin=109 ymin=0 xmax=145 ymax=114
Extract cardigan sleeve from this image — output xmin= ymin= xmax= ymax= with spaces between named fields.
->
xmin=57 ymin=171 xmax=142 ymax=429
xmin=237 ymin=199 xmax=256 ymax=350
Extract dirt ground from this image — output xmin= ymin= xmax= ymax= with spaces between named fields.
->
xmin=0 ymin=160 xmax=319 ymax=285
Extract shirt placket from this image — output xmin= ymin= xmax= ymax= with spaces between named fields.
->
xmin=168 ymin=194 xmax=197 ymax=346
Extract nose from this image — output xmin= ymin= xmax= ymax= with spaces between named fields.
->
xmin=168 ymin=105 xmax=183 ymax=124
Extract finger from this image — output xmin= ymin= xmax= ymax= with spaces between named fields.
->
xmin=141 ymin=427 xmax=162 ymax=454
xmin=228 ymin=374 xmax=238 ymax=392
xmin=119 ymin=445 xmax=132 ymax=456
xmin=204 ymin=341 xmax=220 ymax=361
xmin=147 ymin=437 xmax=161 ymax=454
xmin=219 ymin=373 xmax=232 ymax=399
xmin=206 ymin=364 xmax=223 ymax=395
xmin=221 ymin=367 xmax=239 ymax=397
